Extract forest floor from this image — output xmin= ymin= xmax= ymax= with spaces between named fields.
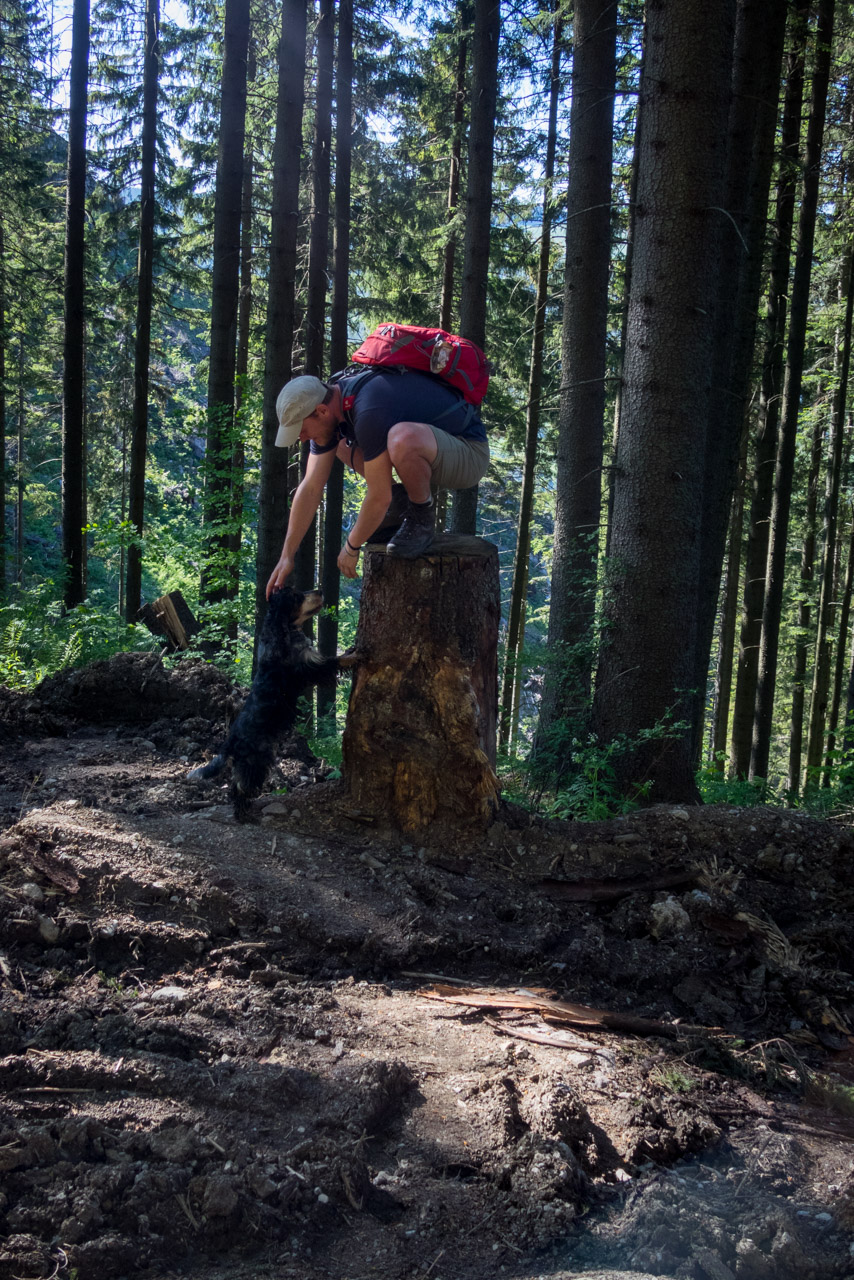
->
xmin=0 ymin=653 xmax=853 ymax=1280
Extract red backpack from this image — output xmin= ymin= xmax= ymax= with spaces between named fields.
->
xmin=349 ymin=323 xmax=489 ymax=406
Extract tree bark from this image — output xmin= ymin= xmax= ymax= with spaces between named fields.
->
xmin=318 ymin=0 xmax=353 ymax=723
xmin=295 ymin=0 xmax=335 ymax=599
xmin=0 ymin=214 xmax=6 ymax=600
xmin=61 ymin=0 xmax=90 ymax=609
xmin=788 ymin=407 xmax=824 ymax=795
xmin=200 ymin=0 xmax=250 ymax=609
xmin=752 ymin=0 xmax=835 ymax=781
xmin=805 ymin=248 xmax=854 ymax=784
xmin=343 ymin=535 xmax=500 ymax=832
xmin=439 ymin=4 xmax=470 ymax=333
xmin=691 ymin=0 xmax=788 ymax=764
xmin=255 ymin=0 xmax=308 ymax=625
xmin=828 ymin=505 xmax=854 ymax=779
xmin=729 ymin=7 xmax=808 ymax=777
xmin=498 ymin=8 xmax=562 ymax=751
xmin=227 ymin=38 xmax=255 ymax=635
xmin=591 ymin=0 xmax=735 ymax=804
xmin=711 ymin=418 xmax=749 ymax=769
xmin=537 ymin=0 xmax=616 ymax=748
xmin=451 ymin=0 xmax=499 ymax=536
xmin=125 ymin=0 xmax=160 ymax=620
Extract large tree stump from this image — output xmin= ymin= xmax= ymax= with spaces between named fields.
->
xmin=342 ymin=534 xmax=501 ymax=833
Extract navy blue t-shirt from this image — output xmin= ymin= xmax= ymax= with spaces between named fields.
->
xmin=310 ymin=369 xmax=486 ymax=463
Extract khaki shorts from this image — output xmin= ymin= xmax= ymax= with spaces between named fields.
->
xmin=428 ymin=431 xmax=490 ymax=491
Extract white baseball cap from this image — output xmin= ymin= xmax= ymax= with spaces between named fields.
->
xmin=275 ymin=375 xmax=328 ymax=447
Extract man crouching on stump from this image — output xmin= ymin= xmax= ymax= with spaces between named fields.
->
xmin=265 ymin=369 xmax=489 ymax=596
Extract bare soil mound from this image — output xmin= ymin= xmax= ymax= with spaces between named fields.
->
xmin=0 ymin=655 xmax=852 ymax=1280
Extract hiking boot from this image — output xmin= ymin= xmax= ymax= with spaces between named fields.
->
xmin=386 ymin=499 xmax=436 ymax=559
xmin=367 ymin=482 xmax=409 ymax=543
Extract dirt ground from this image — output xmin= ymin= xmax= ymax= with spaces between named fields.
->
xmin=1 ymin=652 xmax=853 ymax=1280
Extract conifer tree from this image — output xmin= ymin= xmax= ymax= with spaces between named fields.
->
xmin=451 ymin=0 xmax=500 ymax=536
xmin=125 ymin=0 xmax=160 ymax=620
xmin=62 ymin=0 xmax=91 ymax=608
xmin=200 ymin=0 xmax=250 ymax=610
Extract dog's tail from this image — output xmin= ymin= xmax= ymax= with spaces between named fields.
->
xmin=187 ymin=754 xmax=228 ymax=783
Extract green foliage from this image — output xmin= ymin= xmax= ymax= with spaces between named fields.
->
xmin=500 ymin=712 xmax=692 ymax=823
xmin=696 ymin=764 xmax=772 ymax=808
xmin=0 ymin=582 xmax=157 ymax=691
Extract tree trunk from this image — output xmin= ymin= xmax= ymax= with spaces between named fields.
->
xmin=537 ymin=0 xmax=616 ymax=748
xmin=439 ymin=4 xmax=470 ymax=333
xmin=200 ymin=0 xmax=250 ymax=609
xmin=16 ymin=338 xmax=24 ymax=583
xmin=499 ymin=6 xmax=563 ymax=751
xmin=255 ymin=0 xmax=307 ymax=624
xmin=125 ymin=0 xmax=160 ymax=620
xmin=607 ymin=19 xmax=644 ymax=558
xmin=0 ymin=214 xmax=6 ymax=600
xmin=591 ymin=0 xmax=735 ymax=804
xmin=295 ymin=0 xmax=335 ymax=599
xmin=318 ymin=0 xmax=353 ymax=723
xmin=729 ymin=7 xmax=808 ymax=777
xmin=451 ymin=0 xmax=499 ymax=537
xmin=691 ymin=0 xmax=788 ymax=764
xmin=343 ymin=535 xmax=500 ymax=832
xmin=788 ymin=408 xmax=824 ymax=795
xmin=805 ymin=248 xmax=854 ymax=784
xmin=752 ymin=0 xmax=835 ymax=781
xmin=827 ymin=505 xmax=854 ymax=780
xmin=61 ymin=0 xmax=90 ymax=609
xmin=227 ymin=36 xmax=256 ymax=635
xmin=711 ymin=418 xmax=749 ymax=769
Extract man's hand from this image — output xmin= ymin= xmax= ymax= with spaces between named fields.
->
xmin=266 ymin=554 xmax=294 ymax=598
xmin=338 ymin=544 xmax=360 ymax=580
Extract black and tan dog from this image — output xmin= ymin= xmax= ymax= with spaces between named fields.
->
xmin=187 ymin=586 xmax=355 ymax=822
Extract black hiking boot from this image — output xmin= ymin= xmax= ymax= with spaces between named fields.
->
xmin=367 ymin=483 xmax=409 ymax=544
xmin=386 ymin=498 xmax=436 ymax=559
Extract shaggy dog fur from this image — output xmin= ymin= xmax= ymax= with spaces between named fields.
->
xmin=187 ymin=586 xmax=353 ymax=821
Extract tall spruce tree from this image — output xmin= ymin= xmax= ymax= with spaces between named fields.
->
xmin=125 ymin=0 xmax=160 ymax=620
xmin=61 ymin=0 xmax=91 ymax=608
xmin=200 ymin=0 xmax=250 ymax=610
xmin=450 ymin=0 xmax=499 ymax=536
xmin=537 ymin=0 xmax=617 ymax=752
xmin=591 ymin=0 xmax=736 ymax=803
xmin=256 ymin=0 xmax=308 ymax=620
xmin=752 ymin=0 xmax=836 ymax=781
